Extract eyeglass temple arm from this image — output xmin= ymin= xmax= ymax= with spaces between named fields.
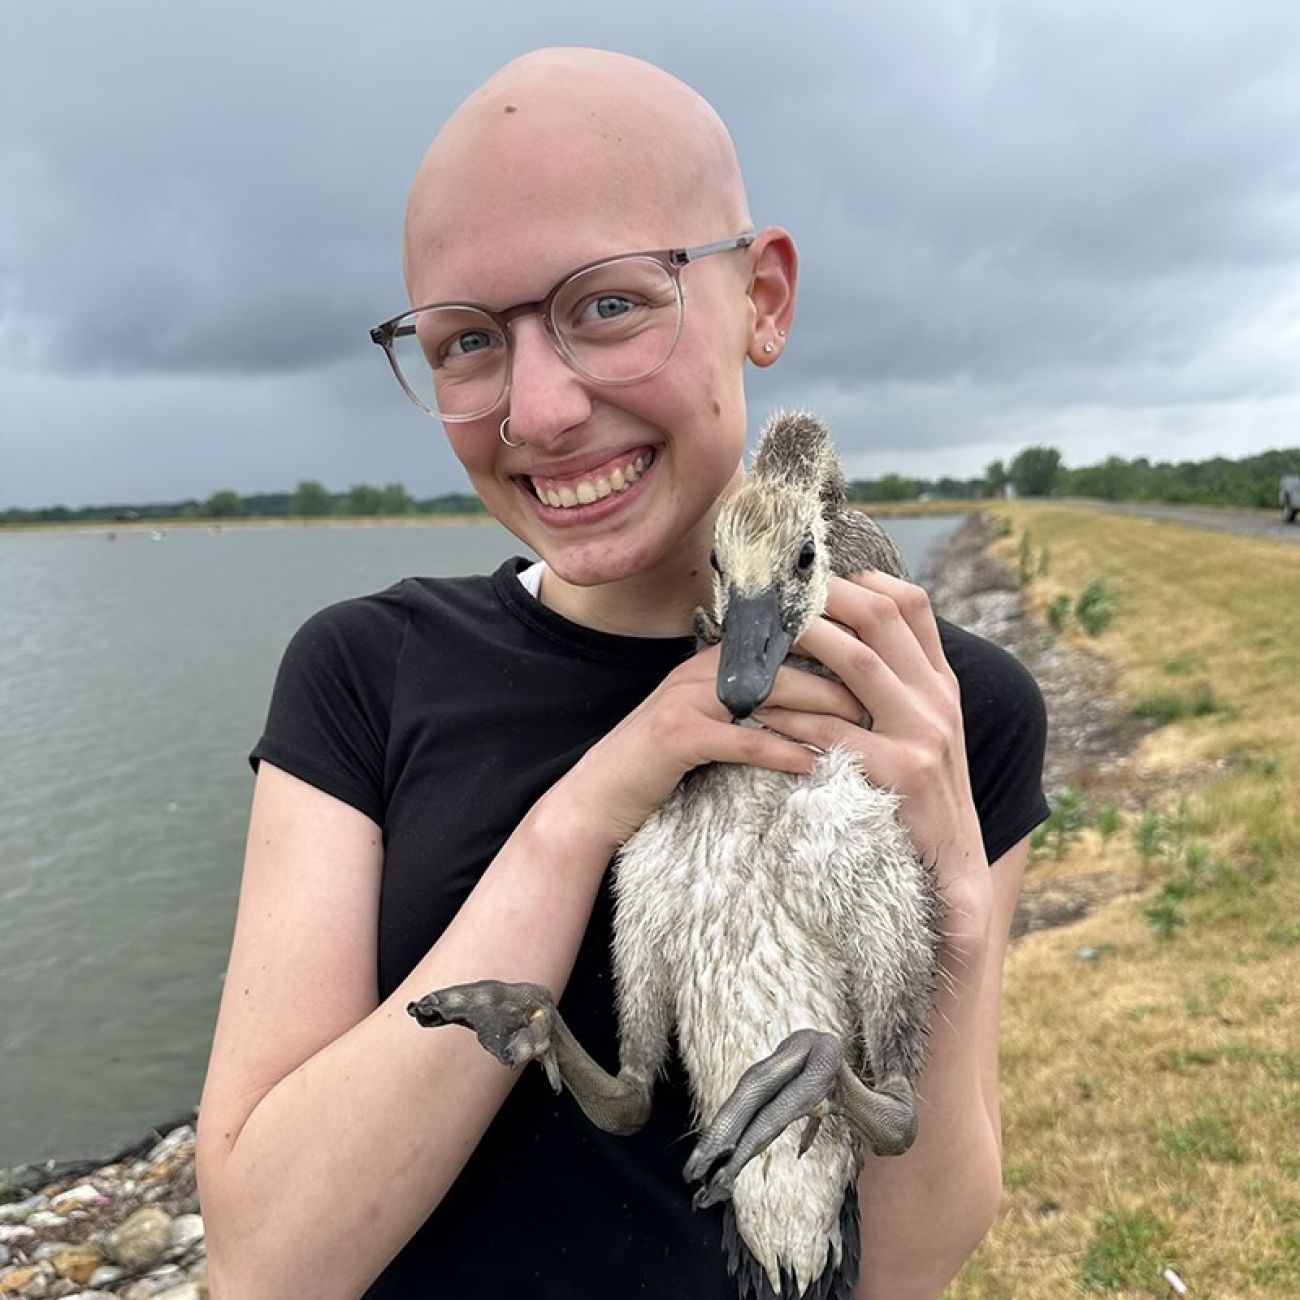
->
xmin=670 ymin=233 xmax=756 ymax=266
xmin=370 ymin=322 xmax=417 ymax=345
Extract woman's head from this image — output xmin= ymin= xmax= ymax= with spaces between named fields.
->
xmin=397 ymin=49 xmax=796 ymax=598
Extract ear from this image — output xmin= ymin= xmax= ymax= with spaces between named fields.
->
xmin=744 ymin=227 xmax=798 ymax=367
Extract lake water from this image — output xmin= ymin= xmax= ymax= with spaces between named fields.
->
xmin=0 ymin=515 xmax=961 ymax=1165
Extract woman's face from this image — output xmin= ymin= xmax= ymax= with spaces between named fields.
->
xmin=425 ymin=238 xmax=756 ymax=592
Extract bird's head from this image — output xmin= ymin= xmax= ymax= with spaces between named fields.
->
xmin=710 ymin=411 xmax=842 ymax=719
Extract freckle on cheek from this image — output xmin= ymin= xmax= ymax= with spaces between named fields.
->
xmin=711 ymin=400 xmax=722 ymax=417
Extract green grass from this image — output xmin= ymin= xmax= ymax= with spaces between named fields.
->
xmin=1158 ymin=1114 xmax=1247 ymax=1164
xmin=1134 ymin=682 xmax=1223 ymax=724
xmin=1080 ymin=1208 xmax=1172 ymax=1291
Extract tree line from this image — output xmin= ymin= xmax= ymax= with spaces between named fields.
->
xmin=847 ymin=445 xmax=1298 ymax=508
xmin=0 ymin=482 xmax=488 ymax=526
xmin=4 ymin=446 xmax=1297 ymax=525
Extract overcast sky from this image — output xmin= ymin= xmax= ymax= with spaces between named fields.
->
xmin=3 ymin=1 xmax=1298 ymax=508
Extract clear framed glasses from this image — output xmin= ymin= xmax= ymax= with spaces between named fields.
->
xmin=370 ymin=234 xmax=755 ymax=421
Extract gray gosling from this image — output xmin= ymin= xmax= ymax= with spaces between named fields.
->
xmin=410 ymin=411 xmax=943 ymax=1300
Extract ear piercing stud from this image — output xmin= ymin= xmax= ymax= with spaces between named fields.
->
xmin=763 ymin=342 xmax=775 ymax=354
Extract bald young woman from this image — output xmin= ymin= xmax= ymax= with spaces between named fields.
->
xmin=196 ymin=49 xmax=1047 ymax=1300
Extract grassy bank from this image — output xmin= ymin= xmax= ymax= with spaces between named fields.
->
xmin=949 ymin=503 xmax=1298 ymax=1298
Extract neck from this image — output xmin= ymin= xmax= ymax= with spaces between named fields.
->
xmin=537 ymin=519 xmax=718 ymax=639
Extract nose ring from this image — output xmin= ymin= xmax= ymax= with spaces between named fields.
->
xmin=500 ymin=417 xmax=522 ymax=448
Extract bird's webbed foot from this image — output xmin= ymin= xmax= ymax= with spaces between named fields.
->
xmin=683 ymin=1029 xmax=919 ymax=1208
xmin=407 ymin=980 xmax=654 ymax=1135
xmin=408 ymin=980 xmax=564 ymax=1091
xmin=684 ymin=1029 xmax=841 ymax=1208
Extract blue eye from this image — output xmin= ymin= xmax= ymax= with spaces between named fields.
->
xmin=583 ymin=294 xmax=634 ymax=322
xmin=446 ymin=329 xmax=495 ymax=357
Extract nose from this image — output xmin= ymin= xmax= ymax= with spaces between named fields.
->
xmin=502 ymin=314 xmax=593 ymax=448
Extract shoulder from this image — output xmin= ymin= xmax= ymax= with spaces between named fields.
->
xmin=283 ymin=568 xmax=505 ymax=666
xmin=937 ymin=616 xmax=1049 ymax=864
xmin=937 ymin=616 xmax=1045 ymax=731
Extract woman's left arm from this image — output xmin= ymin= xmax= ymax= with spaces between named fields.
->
xmin=752 ymin=570 xmax=1029 ymax=1300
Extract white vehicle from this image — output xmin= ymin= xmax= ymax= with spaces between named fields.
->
xmin=1282 ymin=474 xmax=1300 ymax=524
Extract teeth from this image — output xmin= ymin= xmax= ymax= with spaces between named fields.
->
xmin=534 ymin=451 xmax=652 ymax=509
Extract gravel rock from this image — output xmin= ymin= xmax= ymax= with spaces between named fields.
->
xmin=119 ymin=1268 xmax=185 ymax=1300
xmin=47 ymin=1192 xmax=104 ymax=1218
xmin=102 ymin=1208 xmax=172 ymax=1271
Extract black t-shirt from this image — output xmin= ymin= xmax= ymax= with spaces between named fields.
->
xmin=249 ymin=556 xmax=1049 ymax=1299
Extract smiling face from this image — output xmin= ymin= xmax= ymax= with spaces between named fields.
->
xmin=400 ymin=50 xmax=794 ymax=626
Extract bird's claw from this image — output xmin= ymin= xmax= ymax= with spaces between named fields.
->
xmin=684 ymin=1028 xmax=843 ymax=1207
xmin=407 ymin=979 xmax=562 ymax=1089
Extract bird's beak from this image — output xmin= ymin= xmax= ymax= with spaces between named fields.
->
xmin=717 ymin=586 xmax=793 ymax=720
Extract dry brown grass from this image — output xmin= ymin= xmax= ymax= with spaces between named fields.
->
xmin=945 ymin=503 xmax=1299 ymax=1298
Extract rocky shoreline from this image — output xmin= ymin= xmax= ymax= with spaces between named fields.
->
xmin=0 ymin=510 xmax=1137 ymax=1299
xmin=0 ymin=1114 xmax=205 ymax=1298
xmin=924 ymin=511 xmax=1149 ymax=936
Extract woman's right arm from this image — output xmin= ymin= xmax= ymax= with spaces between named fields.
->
xmin=195 ymin=648 xmax=830 ymax=1300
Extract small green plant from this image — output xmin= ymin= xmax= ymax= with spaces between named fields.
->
xmin=1018 ymin=530 xmax=1035 ymax=585
xmin=993 ymin=515 xmax=1013 ymax=537
xmin=1046 ymin=592 xmax=1071 ymax=635
xmin=1080 ymin=1207 xmax=1171 ymax=1291
xmin=1146 ymin=889 xmax=1188 ymax=939
xmin=1037 ymin=546 xmax=1050 ymax=576
xmin=1096 ymin=803 xmax=1120 ymax=838
xmin=1075 ymin=578 xmax=1114 ymax=635
xmin=1133 ymin=682 xmax=1222 ymax=724
xmin=1163 ymin=653 xmax=1197 ymax=675
xmin=1134 ymin=810 xmax=1165 ymax=867
xmin=1033 ymin=786 xmax=1090 ymax=859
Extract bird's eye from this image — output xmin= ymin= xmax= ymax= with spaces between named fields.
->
xmin=709 ymin=549 xmax=722 ymax=574
xmin=797 ymin=540 xmax=816 ymax=571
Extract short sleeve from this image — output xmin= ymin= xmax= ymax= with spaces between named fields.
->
xmin=249 ymin=584 xmax=410 ymax=826
xmin=939 ymin=619 xmax=1050 ymax=866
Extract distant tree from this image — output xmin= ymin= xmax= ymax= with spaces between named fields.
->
xmin=380 ymin=482 xmax=413 ymax=515
xmin=875 ymin=474 xmax=918 ymax=502
xmin=1009 ymin=446 xmax=1062 ymax=497
xmin=418 ymin=492 xmax=488 ymax=515
xmin=344 ymin=483 xmax=384 ymax=516
xmin=291 ymin=480 xmax=334 ymax=517
xmin=984 ymin=459 xmax=1009 ymax=498
xmin=204 ymin=489 xmax=244 ymax=517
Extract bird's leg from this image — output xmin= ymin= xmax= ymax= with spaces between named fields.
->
xmin=683 ymin=1029 xmax=918 ymax=1208
xmin=408 ymin=980 xmax=653 ymax=1135
xmin=832 ymin=1065 xmax=917 ymax=1157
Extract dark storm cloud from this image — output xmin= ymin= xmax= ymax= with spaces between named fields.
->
xmin=2 ymin=0 xmax=1298 ymax=505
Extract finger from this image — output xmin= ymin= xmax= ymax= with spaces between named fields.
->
xmin=817 ymin=578 xmax=936 ymax=691
xmin=764 ymin=665 xmax=862 ymax=724
xmin=792 ymin=620 xmax=914 ymax=730
xmin=841 ymin=570 xmax=949 ymax=677
xmin=706 ymin=719 xmax=819 ymax=776
xmin=751 ymin=706 xmax=886 ymax=764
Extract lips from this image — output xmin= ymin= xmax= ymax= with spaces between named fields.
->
xmin=527 ymin=449 xmax=655 ymax=510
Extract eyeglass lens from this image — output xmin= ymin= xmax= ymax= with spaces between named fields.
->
xmin=388 ymin=256 xmax=683 ymax=419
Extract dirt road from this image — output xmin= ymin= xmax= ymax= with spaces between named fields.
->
xmin=1069 ymin=499 xmax=1300 ymax=544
